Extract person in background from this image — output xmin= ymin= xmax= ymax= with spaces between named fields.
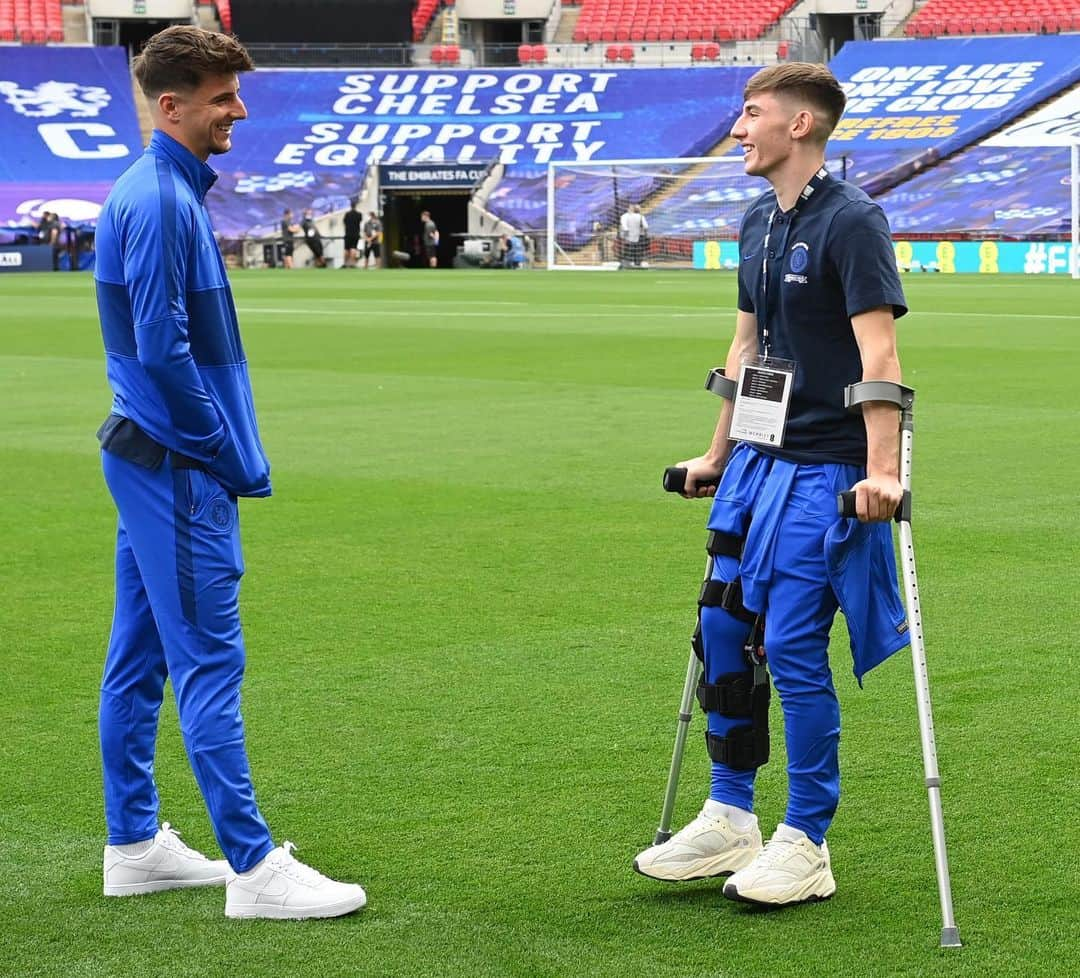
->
xmin=421 ymin=210 xmax=439 ymax=268
xmin=280 ymin=208 xmax=300 ymax=268
xmin=38 ymin=210 xmax=63 ymax=270
xmin=363 ymin=211 xmax=383 ymax=270
xmin=619 ymin=203 xmax=648 ymax=268
xmin=502 ymin=233 xmax=526 ymax=269
xmin=342 ymin=199 xmax=361 ymax=269
xmin=301 ymin=208 xmax=326 ymax=267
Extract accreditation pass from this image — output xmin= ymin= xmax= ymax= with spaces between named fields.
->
xmin=729 ymin=357 xmax=795 ymax=447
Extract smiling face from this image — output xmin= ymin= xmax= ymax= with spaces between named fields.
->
xmin=163 ymin=72 xmax=247 ymax=161
xmin=730 ymin=89 xmax=808 ymax=180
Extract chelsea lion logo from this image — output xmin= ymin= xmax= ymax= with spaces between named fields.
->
xmin=210 ymin=499 xmax=232 ymax=530
xmin=0 ymin=80 xmax=111 ymax=118
xmin=789 ymin=242 xmax=810 ymax=273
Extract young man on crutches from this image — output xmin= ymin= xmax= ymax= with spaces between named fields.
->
xmin=634 ymin=63 xmax=911 ymax=906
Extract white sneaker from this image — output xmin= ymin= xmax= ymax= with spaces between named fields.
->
xmin=633 ymin=804 xmax=762 ymax=882
xmin=225 ymin=842 xmax=367 ymax=920
xmin=722 ymin=823 xmax=836 ymax=906
xmin=103 ymin=822 xmax=229 ymax=896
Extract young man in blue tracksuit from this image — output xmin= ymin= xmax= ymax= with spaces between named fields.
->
xmin=94 ymin=26 xmax=365 ymax=919
xmin=634 ymin=63 xmax=910 ymax=906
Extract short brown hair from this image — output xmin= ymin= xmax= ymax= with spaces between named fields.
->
xmin=743 ymin=63 xmax=847 ymax=143
xmin=132 ymin=26 xmax=254 ymax=98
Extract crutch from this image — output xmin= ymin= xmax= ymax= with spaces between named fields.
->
xmin=653 ymin=465 xmax=712 ymax=844
xmin=837 ymin=381 xmax=962 ymax=949
xmin=651 ymin=369 xmax=734 ymax=846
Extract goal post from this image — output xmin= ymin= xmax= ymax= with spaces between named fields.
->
xmin=546 ymin=156 xmax=759 ymax=271
xmin=1072 ymin=141 xmax=1079 ymax=279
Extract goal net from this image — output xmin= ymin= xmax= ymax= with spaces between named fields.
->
xmin=546 ymin=156 xmax=761 ymax=270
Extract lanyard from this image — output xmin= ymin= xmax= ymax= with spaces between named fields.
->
xmin=759 ymin=166 xmax=830 ymax=360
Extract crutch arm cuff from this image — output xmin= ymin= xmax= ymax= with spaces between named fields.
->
xmin=704 ymin=368 xmax=737 ymax=401
xmin=843 ymin=381 xmax=915 ymax=412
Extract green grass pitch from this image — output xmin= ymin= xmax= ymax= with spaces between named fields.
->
xmin=1 ymin=268 xmax=1076 ymax=978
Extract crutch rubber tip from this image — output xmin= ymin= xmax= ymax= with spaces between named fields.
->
xmin=652 ymin=829 xmax=673 ymax=846
xmin=940 ymin=927 xmax=962 ymax=949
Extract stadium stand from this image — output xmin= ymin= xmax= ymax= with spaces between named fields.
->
xmin=1 ymin=0 xmax=65 ymax=43
xmin=413 ymin=0 xmax=439 ymax=41
xmin=4 ymin=20 xmax=1078 ymax=269
xmin=904 ymin=0 xmax=1080 ymax=37
xmin=214 ymin=0 xmax=232 ymax=34
xmin=430 ymin=43 xmax=461 ymax=62
xmin=876 ymin=144 xmax=1075 ymax=237
xmin=572 ymin=0 xmax=798 ymax=44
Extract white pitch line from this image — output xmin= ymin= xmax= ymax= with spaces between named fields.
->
xmin=238 ymin=305 xmax=1077 ymax=322
xmin=237 ymin=306 xmax=719 ymax=319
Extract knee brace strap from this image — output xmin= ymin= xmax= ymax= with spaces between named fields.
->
xmin=703 ymin=664 xmax=770 ymax=770
xmin=706 ymin=530 xmax=743 ymax=559
xmin=696 ymin=671 xmax=755 ymax=716
xmin=698 ymin=577 xmax=756 ymax=625
xmin=706 ymin=725 xmax=770 ymax=771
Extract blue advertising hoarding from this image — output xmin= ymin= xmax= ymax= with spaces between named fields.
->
xmin=208 ymin=66 xmax=759 ymax=234
xmin=691 ymin=239 xmax=1076 ymax=274
xmin=828 ymin=35 xmax=1080 ymax=194
xmin=0 ymin=46 xmax=142 ymax=226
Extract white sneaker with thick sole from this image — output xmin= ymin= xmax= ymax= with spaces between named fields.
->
xmin=633 ymin=804 xmax=762 ymax=882
xmin=103 ymin=822 xmax=229 ymax=896
xmin=225 ymin=841 xmax=367 ymax=920
xmin=722 ymin=823 xmax=837 ymax=906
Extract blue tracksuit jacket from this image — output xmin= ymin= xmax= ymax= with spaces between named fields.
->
xmin=94 ymin=130 xmax=270 ymax=497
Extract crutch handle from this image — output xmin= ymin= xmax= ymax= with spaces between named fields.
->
xmin=663 ymin=467 xmax=719 ymax=494
xmin=836 ymin=490 xmax=909 ymax=522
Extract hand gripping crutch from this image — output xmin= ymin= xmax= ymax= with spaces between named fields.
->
xmin=837 ymin=381 xmax=962 ymax=949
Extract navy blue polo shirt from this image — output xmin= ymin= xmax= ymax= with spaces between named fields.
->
xmin=736 ymin=171 xmax=907 ymax=465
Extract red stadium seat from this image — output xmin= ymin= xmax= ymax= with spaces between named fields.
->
xmin=531 ymin=44 xmax=548 ymax=63
xmin=518 ymin=43 xmax=533 ymax=63
xmin=605 ymin=44 xmax=620 ymax=61
xmin=691 ymin=43 xmax=705 ymax=61
xmin=443 ymin=45 xmax=460 ymax=64
xmin=619 ymin=45 xmax=634 ymax=61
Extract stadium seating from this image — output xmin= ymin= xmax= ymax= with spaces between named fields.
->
xmin=572 ymin=0 xmax=798 ymax=45
xmin=412 ymin=0 xmax=439 ymax=42
xmin=430 ymin=44 xmax=461 ymax=63
xmin=1 ymin=0 xmax=64 ymax=43
xmin=904 ymin=0 xmax=1080 ymax=37
xmin=691 ymin=41 xmax=721 ymax=61
xmin=215 ymin=0 xmax=233 ymax=34
xmin=518 ymin=43 xmax=549 ymax=64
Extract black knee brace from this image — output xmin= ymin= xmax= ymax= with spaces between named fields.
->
xmin=691 ymin=530 xmax=751 ymax=662
xmin=701 ymin=658 xmax=770 ymax=771
xmin=696 ymin=575 xmax=770 ymax=771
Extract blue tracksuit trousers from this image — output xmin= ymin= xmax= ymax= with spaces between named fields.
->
xmin=701 ymin=443 xmax=863 ymax=845
xmin=99 ymin=450 xmax=274 ymax=872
